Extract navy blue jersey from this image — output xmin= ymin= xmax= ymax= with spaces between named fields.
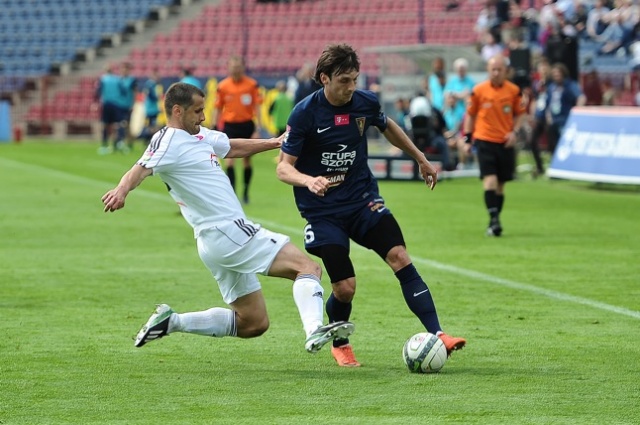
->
xmin=282 ymin=89 xmax=388 ymax=219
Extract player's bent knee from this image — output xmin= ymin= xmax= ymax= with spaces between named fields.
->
xmin=237 ymin=316 xmax=270 ymax=338
xmin=386 ymin=245 xmax=411 ymax=268
xmin=332 ymin=278 xmax=356 ymax=302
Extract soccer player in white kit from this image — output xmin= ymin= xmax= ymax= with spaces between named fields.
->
xmin=102 ymin=82 xmax=353 ymax=354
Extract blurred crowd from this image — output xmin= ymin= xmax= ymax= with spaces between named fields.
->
xmin=474 ymin=0 xmax=640 ymax=64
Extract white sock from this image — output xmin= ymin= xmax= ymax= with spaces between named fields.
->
xmin=292 ymin=274 xmax=325 ymax=337
xmin=168 ymin=308 xmax=237 ymax=337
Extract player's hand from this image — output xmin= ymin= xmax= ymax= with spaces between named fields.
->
xmin=504 ymin=131 xmax=517 ymax=148
xmin=271 ymin=133 xmax=285 ymax=149
xmin=102 ymin=188 xmax=126 ymax=212
xmin=418 ymin=161 xmax=438 ymax=190
xmin=463 ymin=143 xmax=473 ymax=155
xmin=305 ymin=176 xmax=330 ymax=197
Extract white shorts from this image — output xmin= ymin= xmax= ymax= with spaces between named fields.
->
xmin=196 ymin=220 xmax=289 ymax=304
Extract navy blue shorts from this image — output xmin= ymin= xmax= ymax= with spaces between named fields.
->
xmin=303 ymin=195 xmax=393 ymax=251
xmin=101 ymin=102 xmax=121 ymax=124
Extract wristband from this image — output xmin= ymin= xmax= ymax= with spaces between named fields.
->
xmin=463 ymin=133 xmax=473 ymax=144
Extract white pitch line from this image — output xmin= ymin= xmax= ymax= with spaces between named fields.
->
xmin=252 ymin=222 xmax=640 ymax=321
xmin=3 ymin=156 xmax=639 ymax=320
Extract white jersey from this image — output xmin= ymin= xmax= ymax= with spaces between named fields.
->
xmin=137 ymin=126 xmax=254 ymax=238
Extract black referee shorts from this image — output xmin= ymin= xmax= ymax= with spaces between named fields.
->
xmin=222 ymin=121 xmax=255 ymax=139
xmin=475 ymin=139 xmax=516 ymax=182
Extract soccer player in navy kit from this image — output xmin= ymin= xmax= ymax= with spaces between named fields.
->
xmin=277 ymin=44 xmax=466 ymax=367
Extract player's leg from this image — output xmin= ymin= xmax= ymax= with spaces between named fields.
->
xmin=529 ymin=119 xmax=546 ymax=176
xmin=304 ymin=219 xmax=360 ymax=366
xmin=242 ymin=155 xmax=252 ymax=204
xmin=241 ymin=121 xmax=256 ymax=204
xmin=477 ymin=141 xmax=502 ymax=236
xmin=494 ymin=143 xmax=516 ymax=231
xmin=311 ymin=245 xmax=360 ymax=366
xmin=359 ymin=213 xmax=466 ymax=355
xmin=114 ymin=107 xmax=131 ymax=153
xmin=225 ymin=157 xmax=236 ymax=190
xmin=99 ymin=104 xmax=117 ymax=154
xmin=267 ymin=241 xmax=354 ymax=353
xmin=134 ymin=269 xmax=268 ymax=348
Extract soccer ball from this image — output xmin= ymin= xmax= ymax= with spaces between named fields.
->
xmin=402 ymin=332 xmax=447 ymax=373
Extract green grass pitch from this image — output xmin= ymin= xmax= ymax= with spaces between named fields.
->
xmin=1 ymin=140 xmax=639 ymax=424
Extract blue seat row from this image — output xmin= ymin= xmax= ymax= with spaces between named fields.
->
xmin=0 ymin=0 xmax=171 ymax=77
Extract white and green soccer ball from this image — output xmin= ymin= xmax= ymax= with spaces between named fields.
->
xmin=402 ymin=332 xmax=447 ymax=373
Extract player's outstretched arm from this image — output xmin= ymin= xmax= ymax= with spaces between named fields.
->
xmin=226 ymin=134 xmax=283 ymax=158
xmin=382 ymin=118 xmax=437 ymax=190
xmin=102 ymin=164 xmax=153 ymax=212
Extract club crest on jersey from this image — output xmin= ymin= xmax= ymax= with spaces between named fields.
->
xmin=335 ymin=114 xmax=350 ymax=126
xmin=210 ymin=153 xmax=220 ymax=168
xmin=356 ymin=117 xmax=366 ymax=136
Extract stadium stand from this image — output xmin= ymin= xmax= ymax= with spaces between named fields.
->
xmin=0 ymin=0 xmax=174 ymax=77
xmin=2 ymin=0 xmax=636 ymax=139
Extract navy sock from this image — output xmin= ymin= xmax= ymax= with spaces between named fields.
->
xmin=326 ymin=292 xmax=352 ymax=347
xmin=396 ymin=264 xmax=442 ymax=333
xmin=484 ymin=190 xmax=499 ymax=220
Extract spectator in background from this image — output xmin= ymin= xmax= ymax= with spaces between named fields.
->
xmin=140 ymin=68 xmax=162 ymax=144
xmin=543 ymin=62 xmax=586 ymax=155
xmin=408 ymin=90 xmax=452 ymax=170
xmin=527 ymin=57 xmax=552 ymax=177
xmin=116 ymin=62 xmax=137 ymax=153
xmin=582 ymin=69 xmax=604 ymax=105
xmin=475 ymin=1 xmax=501 ymax=46
xmin=212 ymin=56 xmax=263 ymax=204
xmin=428 ymin=57 xmax=447 ymax=111
xmin=442 ymin=92 xmax=468 ymax=169
xmin=601 ymin=79 xmax=617 ymax=105
xmin=570 ymin=1 xmax=590 ymax=38
xmin=294 ymin=62 xmax=322 ymax=105
xmin=269 ymin=80 xmax=294 ymax=135
xmin=480 ymin=31 xmax=505 ymax=62
xmin=96 ymin=65 xmax=121 ymax=155
xmin=444 ymin=58 xmax=476 ymax=121
xmin=597 ymin=0 xmax=640 ymax=54
xmin=587 ymin=0 xmax=612 ymax=40
xmin=180 ymin=67 xmax=203 ymax=90
xmin=393 ymin=97 xmax=411 ymax=132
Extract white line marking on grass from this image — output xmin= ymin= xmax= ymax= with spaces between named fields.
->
xmin=4 ymin=157 xmax=639 ymax=320
xmin=256 ymin=219 xmax=640 ymax=321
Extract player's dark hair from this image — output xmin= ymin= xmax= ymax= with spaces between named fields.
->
xmin=314 ymin=44 xmax=360 ymax=83
xmin=164 ymin=82 xmax=205 ymax=117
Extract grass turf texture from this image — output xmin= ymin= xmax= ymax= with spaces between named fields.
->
xmin=1 ymin=141 xmax=639 ymax=424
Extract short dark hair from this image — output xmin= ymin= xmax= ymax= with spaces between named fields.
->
xmin=314 ymin=44 xmax=360 ymax=83
xmin=164 ymin=82 xmax=205 ymax=117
